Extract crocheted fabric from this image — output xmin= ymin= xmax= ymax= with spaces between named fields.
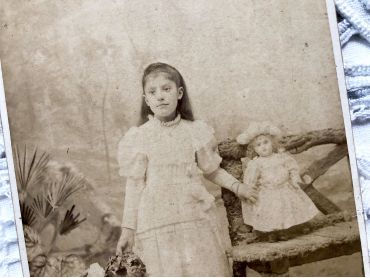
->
xmin=336 ymin=0 xmax=370 ymax=263
xmin=336 ymin=0 xmax=370 ymax=122
xmin=0 ymin=129 xmax=23 ymax=276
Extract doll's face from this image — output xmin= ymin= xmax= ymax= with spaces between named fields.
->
xmin=252 ymin=135 xmax=273 ymax=157
xmin=143 ymin=72 xmax=183 ymax=122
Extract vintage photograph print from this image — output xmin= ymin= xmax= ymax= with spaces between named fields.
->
xmin=0 ymin=0 xmax=365 ymax=276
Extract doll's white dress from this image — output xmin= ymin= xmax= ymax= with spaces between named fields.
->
xmin=242 ymin=153 xmax=320 ymax=232
xmin=117 ymin=115 xmax=231 ymax=277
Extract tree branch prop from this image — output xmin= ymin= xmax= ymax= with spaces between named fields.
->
xmin=299 ymin=144 xmax=348 ymax=214
xmin=280 ymin=128 xmax=346 ymax=153
xmin=218 ymin=128 xmax=346 ymax=160
xmin=302 ymin=144 xmax=348 ymax=182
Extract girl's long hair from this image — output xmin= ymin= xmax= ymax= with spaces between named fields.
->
xmin=139 ymin=62 xmax=194 ymax=125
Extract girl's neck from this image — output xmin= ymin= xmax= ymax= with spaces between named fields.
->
xmin=154 ymin=111 xmax=177 ymax=123
xmin=258 ymin=152 xmax=275 ymax=158
xmin=150 ymin=113 xmax=181 ymax=127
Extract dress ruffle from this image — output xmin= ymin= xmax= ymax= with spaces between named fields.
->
xmin=118 ymin=120 xmax=222 ymax=177
xmin=192 ymin=120 xmax=223 ymax=174
xmin=283 ymin=153 xmax=303 ymax=188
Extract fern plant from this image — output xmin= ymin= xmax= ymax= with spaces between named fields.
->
xmin=46 ymin=172 xmax=85 ymax=210
xmin=59 ymin=205 xmax=87 ymax=235
xmin=15 ymin=145 xmax=88 ymax=276
xmin=32 ymin=193 xmax=53 ymax=220
xmin=20 ymin=200 xmax=36 ymax=227
xmin=15 ymin=145 xmax=49 ymax=193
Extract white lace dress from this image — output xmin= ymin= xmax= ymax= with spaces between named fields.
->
xmin=117 ymin=115 xmax=231 ymax=276
xmin=241 ymin=153 xmax=320 ymax=232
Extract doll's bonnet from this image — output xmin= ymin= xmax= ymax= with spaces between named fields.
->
xmin=236 ymin=121 xmax=282 ymax=145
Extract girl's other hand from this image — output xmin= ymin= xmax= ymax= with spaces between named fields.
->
xmin=238 ymin=184 xmax=258 ymax=203
xmin=116 ymin=228 xmax=135 ymax=255
xmin=302 ymin=174 xmax=313 ymax=184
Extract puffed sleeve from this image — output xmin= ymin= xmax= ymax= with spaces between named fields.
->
xmin=283 ymin=153 xmax=303 ymax=188
xmin=117 ymin=127 xmax=147 ymax=179
xmin=117 ymin=127 xmax=147 ymax=230
xmin=242 ymin=158 xmax=260 ymax=188
xmin=192 ymin=121 xmax=223 ymax=175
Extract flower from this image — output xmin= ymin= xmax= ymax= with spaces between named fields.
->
xmin=105 ymin=253 xmax=146 ymax=277
xmin=87 ymin=263 xmax=105 ymax=277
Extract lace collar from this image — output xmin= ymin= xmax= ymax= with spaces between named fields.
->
xmin=148 ymin=114 xmax=181 ymax=127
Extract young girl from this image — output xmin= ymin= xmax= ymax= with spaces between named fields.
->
xmin=236 ymin=122 xmax=321 ymax=239
xmin=115 ymin=62 xmax=257 ymax=276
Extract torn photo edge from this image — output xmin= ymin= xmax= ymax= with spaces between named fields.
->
xmin=326 ymin=0 xmax=370 ymax=275
xmin=0 ymin=62 xmax=30 ymax=277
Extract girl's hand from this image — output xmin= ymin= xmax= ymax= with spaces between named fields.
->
xmin=116 ymin=228 xmax=135 ymax=255
xmin=237 ymin=184 xmax=258 ymax=203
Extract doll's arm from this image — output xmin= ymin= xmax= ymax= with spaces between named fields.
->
xmin=290 ymin=170 xmax=303 ymax=185
xmin=285 ymin=155 xmax=304 ymax=188
xmin=121 ymin=177 xmax=145 ymax=230
xmin=242 ymin=159 xmax=259 ymax=188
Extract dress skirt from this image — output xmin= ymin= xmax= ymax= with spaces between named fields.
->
xmin=242 ymin=183 xmax=320 ymax=232
xmin=134 ymin=218 xmax=231 ymax=277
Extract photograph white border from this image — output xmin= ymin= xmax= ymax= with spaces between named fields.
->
xmin=326 ymin=0 xmax=370 ymax=275
xmin=0 ymin=62 xmax=30 ymax=277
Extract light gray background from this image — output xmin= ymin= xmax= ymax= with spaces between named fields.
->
xmin=0 ymin=0 xmax=363 ymax=276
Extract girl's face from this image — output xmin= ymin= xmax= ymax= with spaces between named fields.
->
xmin=143 ymin=72 xmax=183 ymax=122
xmin=253 ymin=135 xmax=273 ymax=157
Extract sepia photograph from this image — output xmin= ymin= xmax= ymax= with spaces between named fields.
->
xmin=0 ymin=0 xmax=366 ymax=276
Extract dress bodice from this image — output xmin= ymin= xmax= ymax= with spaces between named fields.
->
xmin=117 ymin=116 xmax=222 ymax=233
xmin=258 ymin=154 xmax=294 ymax=188
xmin=243 ymin=153 xmax=302 ymax=190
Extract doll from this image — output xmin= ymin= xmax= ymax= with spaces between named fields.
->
xmin=237 ymin=122 xmax=320 ymax=240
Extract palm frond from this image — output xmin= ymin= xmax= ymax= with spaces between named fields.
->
xmin=31 ymin=193 xmax=53 ymax=219
xmin=20 ymin=200 xmax=37 ymax=227
xmin=14 ymin=145 xmax=50 ymax=191
xmin=59 ymin=205 xmax=86 ymax=235
xmin=46 ymin=172 xmax=85 ymax=209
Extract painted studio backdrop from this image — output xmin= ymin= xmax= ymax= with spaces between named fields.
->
xmin=0 ymin=0 xmax=364 ymax=276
